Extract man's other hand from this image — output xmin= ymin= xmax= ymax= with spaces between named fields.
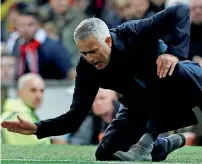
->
xmin=1 ymin=115 xmax=37 ymax=135
xmin=156 ymin=54 xmax=179 ymax=78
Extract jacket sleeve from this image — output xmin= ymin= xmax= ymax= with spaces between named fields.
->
xmin=123 ymin=4 xmax=190 ymax=59
xmin=35 ymin=58 xmax=99 ymax=139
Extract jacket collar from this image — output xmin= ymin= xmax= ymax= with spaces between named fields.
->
xmin=102 ymin=31 xmax=125 ymax=71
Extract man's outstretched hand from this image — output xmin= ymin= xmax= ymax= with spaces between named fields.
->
xmin=156 ymin=54 xmax=179 ymax=78
xmin=1 ymin=115 xmax=37 ymax=135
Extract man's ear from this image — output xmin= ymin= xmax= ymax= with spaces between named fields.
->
xmin=105 ymin=36 xmax=112 ymax=48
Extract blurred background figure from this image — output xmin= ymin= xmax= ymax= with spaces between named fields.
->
xmin=40 ymin=0 xmax=86 ymax=67
xmin=15 ymin=6 xmax=73 ymax=80
xmin=1 ymin=1 xmax=31 ymax=42
xmin=1 ymin=73 xmax=51 ymax=145
xmin=1 ymin=42 xmax=16 ymax=84
xmin=43 ymin=22 xmax=59 ymax=41
xmin=67 ymin=88 xmax=119 ymax=145
xmin=189 ymin=0 xmax=202 ymax=67
xmin=1 ymin=55 xmax=16 ymax=84
xmin=3 ymin=1 xmax=29 ymax=56
xmin=102 ymin=0 xmax=155 ymax=28
xmin=1 ymin=0 xmax=15 ymax=41
xmin=165 ymin=0 xmax=202 ymax=66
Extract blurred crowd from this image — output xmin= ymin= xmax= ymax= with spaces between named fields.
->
xmin=1 ymin=0 xmax=202 ymax=146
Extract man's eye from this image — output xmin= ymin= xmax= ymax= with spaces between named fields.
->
xmin=81 ymin=52 xmax=87 ymax=56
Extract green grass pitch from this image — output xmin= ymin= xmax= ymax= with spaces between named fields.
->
xmin=1 ymin=145 xmax=202 ymax=164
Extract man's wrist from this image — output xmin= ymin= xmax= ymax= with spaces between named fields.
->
xmin=34 ymin=123 xmax=39 ymax=135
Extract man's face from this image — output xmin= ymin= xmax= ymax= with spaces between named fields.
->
xmin=18 ymin=78 xmax=45 ymax=109
xmin=76 ymin=35 xmax=112 ymax=70
xmin=1 ymin=56 xmax=16 ymax=83
xmin=50 ymin=0 xmax=69 ymax=14
xmin=93 ymin=89 xmax=117 ymax=123
xmin=16 ymin=15 xmax=39 ymax=42
xmin=190 ymin=0 xmax=202 ymax=25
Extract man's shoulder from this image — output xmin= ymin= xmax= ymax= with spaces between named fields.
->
xmin=110 ymin=20 xmax=140 ymax=33
xmin=43 ymin=37 xmax=59 ymax=45
xmin=40 ymin=37 xmax=65 ymax=53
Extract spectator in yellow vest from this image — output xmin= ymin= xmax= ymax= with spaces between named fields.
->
xmin=1 ymin=73 xmax=51 ymax=145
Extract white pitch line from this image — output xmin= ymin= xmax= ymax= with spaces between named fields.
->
xmin=0 ymin=159 xmax=198 ymax=164
xmin=0 ymin=159 xmax=132 ymax=163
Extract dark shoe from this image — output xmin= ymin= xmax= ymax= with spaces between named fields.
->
xmin=152 ymin=133 xmax=186 ymax=161
xmin=113 ymin=144 xmax=153 ymax=161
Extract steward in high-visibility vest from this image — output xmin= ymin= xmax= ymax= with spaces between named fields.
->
xmin=1 ymin=98 xmax=51 ymax=145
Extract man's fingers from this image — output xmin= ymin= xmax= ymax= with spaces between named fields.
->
xmin=159 ymin=61 xmax=166 ymax=78
xmin=8 ymin=128 xmax=23 ymax=134
xmin=156 ymin=54 xmax=179 ymax=78
xmin=1 ymin=122 xmax=7 ymax=128
xmin=1 ymin=121 xmax=19 ymax=128
xmin=163 ymin=63 xmax=171 ymax=78
xmin=8 ymin=128 xmax=31 ymax=135
xmin=8 ymin=128 xmax=18 ymax=133
xmin=169 ymin=63 xmax=176 ymax=76
xmin=17 ymin=115 xmax=24 ymax=123
xmin=156 ymin=57 xmax=162 ymax=75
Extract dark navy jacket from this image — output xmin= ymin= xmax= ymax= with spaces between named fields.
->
xmin=36 ymin=4 xmax=202 ymax=138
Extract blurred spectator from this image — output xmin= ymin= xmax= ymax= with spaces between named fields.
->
xmin=73 ymin=0 xmax=90 ymax=13
xmin=1 ymin=0 xmax=14 ymax=41
xmin=166 ymin=0 xmax=202 ymax=66
xmin=85 ymin=0 xmax=105 ymax=18
xmin=103 ymin=0 xmax=155 ymax=28
xmin=150 ymin=0 xmax=166 ymax=13
xmin=1 ymin=55 xmax=16 ymax=84
xmin=1 ymin=1 xmax=29 ymax=41
xmin=40 ymin=0 xmax=86 ymax=66
xmin=1 ymin=73 xmax=51 ymax=145
xmin=43 ymin=22 xmax=59 ymax=41
xmin=15 ymin=6 xmax=73 ymax=79
xmin=1 ymin=42 xmax=8 ymax=56
xmin=92 ymin=88 xmax=118 ymax=124
xmin=5 ymin=2 xmax=30 ymax=58
xmin=67 ymin=88 xmax=120 ymax=145
xmin=1 ymin=43 xmax=16 ymax=84
xmin=129 ymin=0 xmax=155 ymax=19
xmin=189 ymin=0 xmax=202 ymax=66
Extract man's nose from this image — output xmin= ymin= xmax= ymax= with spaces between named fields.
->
xmin=36 ymin=91 xmax=43 ymax=98
xmin=85 ymin=54 xmax=94 ymax=63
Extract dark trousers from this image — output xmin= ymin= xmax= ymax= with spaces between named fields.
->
xmin=95 ymin=64 xmax=201 ymax=161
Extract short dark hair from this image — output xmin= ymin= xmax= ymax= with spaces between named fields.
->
xmin=19 ymin=5 xmax=42 ymax=23
xmin=9 ymin=2 xmax=29 ymax=13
